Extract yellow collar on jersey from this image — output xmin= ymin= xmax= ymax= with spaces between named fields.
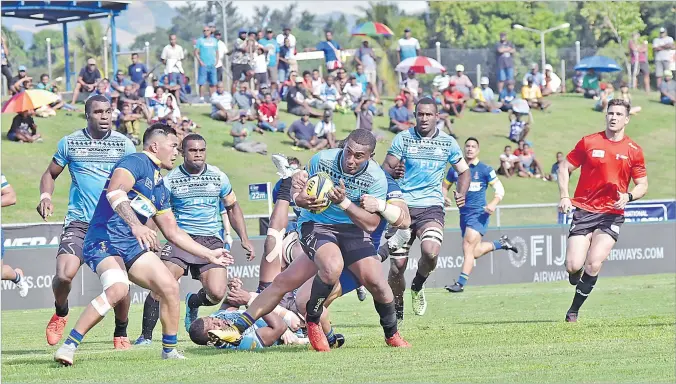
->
xmin=142 ymin=151 xmax=162 ymax=166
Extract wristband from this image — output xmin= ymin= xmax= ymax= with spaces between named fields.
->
xmin=376 ymin=198 xmax=387 ymax=213
xmin=338 ymin=198 xmax=352 ymax=210
xmin=628 ymin=193 xmax=634 ymax=202
xmin=40 ymin=193 xmax=52 ymax=201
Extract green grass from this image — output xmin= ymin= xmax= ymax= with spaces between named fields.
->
xmin=2 ymin=274 xmax=674 ymax=383
xmin=2 ymin=92 xmax=674 ymax=226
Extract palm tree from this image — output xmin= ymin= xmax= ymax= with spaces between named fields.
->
xmin=72 ymin=21 xmax=105 ymax=71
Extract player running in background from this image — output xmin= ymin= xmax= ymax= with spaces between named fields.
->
xmin=382 ymin=97 xmax=470 ymax=321
xmin=557 ymin=98 xmax=648 ymax=322
xmin=441 ymin=137 xmax=517 ymax=293
xmin=1 ymin=174 xmax=28 ymax=297
xmin=37 ymin=95 xmax=137 ymax=348
xmin=208 ymin=129 xmax=410 ymax=351
xmin=133 ymin=133 xmax=254 ymax=345
xmin=54 ymin=124 xmax=233 ymax=366
xmin=256 ymin=155 xmax=301 ymax=293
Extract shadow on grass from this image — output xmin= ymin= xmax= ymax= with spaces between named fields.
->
xmin=456 ymin=320 xmax=558 ymax=325
xmin=2 ymin=348 xmax=50 ymax=356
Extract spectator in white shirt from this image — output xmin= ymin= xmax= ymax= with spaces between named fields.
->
xmin=314 ymin=109 xmax=336 ymax=149
xmin=210 ymin=81 xmax=236 ymax=122
xmin=543 ymin=64 xmax=561 ymax=95
xmin=276 ymin=26 xmax=297 ymax=72
xmin=253 ymin=46 xmax=269 ymax=89
xmin=342 ymin=76 xmax=363 ymax=109
xmin=653 ymin=27 xmax=675 ymax=88
xmin=214 ymin=31 xmax=228 ymax=83
xmin=498 ymin=145 xmax=520 ymax=178
xmin=161 ymin=34 xmax=185 ymax=85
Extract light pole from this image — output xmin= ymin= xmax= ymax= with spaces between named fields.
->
xmin=513 ymin=23 xmax=570 ymax=71
xmin=215 ymin=0 xmax=230 ymax=90
xmin=46 ymin=37 xmax=52 ymax=80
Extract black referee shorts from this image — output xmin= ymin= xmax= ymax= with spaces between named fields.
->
xmin=568 ymin=208 xmax=625 ymax=242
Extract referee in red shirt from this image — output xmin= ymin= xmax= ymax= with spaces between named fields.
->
xmin=557 ymin=98 xmax=648 ymax=322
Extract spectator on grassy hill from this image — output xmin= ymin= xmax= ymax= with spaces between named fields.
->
xmin=128 ymin=53 xmax=148 ymax=92
xmin=7 ymin=110 xmax=41 ymax=143
xmin=653 ymin=27 xmax=675 ymax=89
xmin=498 ymin=145 xmax=519 ymax=178
xmin=342 ymin=76 xmax=364 ymax=109
xmin=543 ymin=64 xmax=561 ymax=95
xmin=92 ymin=80 xmax=113 ymax=101
xmin=319 ymin=75 xmax=344 ymax=112
xmin=396 ymin=27 xmax=420 ymax=80
xmin=149 ymin=87 xmax=173 ymax=123
xmin=310 ymin=69 xmax=324 ymax=99
xmin=355 ymin=40 xmax=377 ymax=86
xmin=286 ymin=76 xmax=323 ymax=117
xmin=495 ymin=32 xmax=516 ymax=93
xmin=253 ymin=46 xmax=269 ymax=89
xmin=111 ymin=70 xmax=132 ymax=94
xmin=314 ymin=109 xmax=336 ymax=149
xmin=389 ymin=96 xmax=415 ymax=133
xmin=581 ymin=69 xmax=600 ymax=99
xmin=195 ymin=25 xmax=219 ymax=100
xmin=161 ymin=34 xmax=185 ymax=86
xmin=210 ymin=82 xmax=236 ymax=122
xmin=629 ymin=32 xmax=650 ymax=92
xmin=352 ymin=64 xmax=369 ymax=94
xmin=335 ymin=68 xmax=349 ymax=91
xmin=619 ymin=82 xmax=642 ymax=115
xmin=233 ymin=82 xmax=256 ymax=119
xmin=471 ymin=77 xmax=502 ymax=113
xmin=257 ymin=93 xmax=286 ymax=132
xmin=517 ymin=143 xmax=544 ymax=179
xmin=572 ymin=70 xmax=585 ymax=94
xmin=10 ymin=65 xmax=29 ymax=94
xmin=300 ymin=70 xmax=314 ymax=94
xmin=402 ymin=70 xmax=422 ymax=99
xmin=276 ymin=26 xmax=297 ymax=72
xmin=71 ymin=58 xmax=101 ymax=104
xmin=450 ymin=64 xmax=473 ymax=97
xmin=230 ymin=29 xmax=251 ymax=89
xmin=35 ymin=74 xmax=70 ymax=111
xmin=522 ymin=63 xmax=545 ymax=90
xmin=593 ymin=83 xmax=614 ymax=112
xmin=288 ymin=112 xmax=324 ymax=150
xmin=659 ymin=69 xmax=676 ymax=105
xmin=117 ymin=103 xmax=142 ymax=145
xmin=280 ymin=70 xmax=297 ymax=99
xmin=278 ymin=38 xmax=292 ymax=87
xmin=119 ymin=84 xmax=150 ymax=122
xmin=311 ymin=30 xmax=343 ymax=75
xmin=214 ymin=31 xmax=228 ymax=83
xmin=545 ymin=152 xmax=564 ymax=182
xmin=507 ymin=108 xmax=530 ymax=143
xmin=259 ymin=28 xmax=280 ymax=85
xmin=1 ymin=34 xmax=12 ymax=93
xmin=269 ymin=82 xmax=281 ymax=103
xmin=498 ymin=80 xmax=518 ymax=112
xmin=521 ymin=78 xmax=551 ymax=111
xmin=231 ymin=111 xmax=268 ymax=155
xmin=442 ymin=83 xmax=466 ymax=117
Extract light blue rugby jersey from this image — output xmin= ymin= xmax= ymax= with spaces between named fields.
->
xmin=297 ymin=148 xmax=388 ymax=226
xmin=387 ymin=128 xmax=463 ymax=208
xmin=53 ymin=129 xmax=136 ymax=226
xmin=163 ymin=164 xmax=233 ymax=238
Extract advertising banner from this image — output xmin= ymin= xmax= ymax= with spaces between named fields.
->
xmin=2 ymin=222 xmax=674 ymax=310
xmin=558 ymin=200 xmax=676 ymax=224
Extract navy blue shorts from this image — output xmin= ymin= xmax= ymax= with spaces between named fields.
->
xmin=460 ymin=211 xmax=490 ymax=237
xmin=299 ymin=222 xmax=375 ymax=267
xmin=339 ymin=269 xmax=360 ymax=295
xmin=83 ymin=235 xmax=147 ymax=273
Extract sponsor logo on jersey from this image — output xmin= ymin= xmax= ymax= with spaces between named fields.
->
xmin=591 ymin=149 xmax=605 ymax=158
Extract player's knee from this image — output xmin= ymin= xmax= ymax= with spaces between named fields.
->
xmin=420 ymin=227 xmax=443 ymax=257
xmin=585 ymin=260 xmax=603 ymax=275
xmin=362 ymin=275 xmax=389 ymax=301
xmin=389 ymin=258 xmax=407 ymax=275
xmin=565 ymin=259 xmax=583 ymax=273
xmin=421 ymin=242 xmax=440 ymax=259
xmin=318 ymin=263 xmax=342 ymax=283
xmin=104 ymin=282 xmax=130 ymax=306
xmin=54 ymin=271 xmax=74 ymax=286
xmin=205 ymin=284 xmax=226 ymax=303
xmin=159 ymin=278 xmax=180 ymax=301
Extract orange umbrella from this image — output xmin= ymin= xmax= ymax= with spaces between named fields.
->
xmin=2 ymin=89 xmax=60 ymax=113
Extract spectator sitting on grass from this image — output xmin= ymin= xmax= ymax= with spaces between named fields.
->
xmin=543 ymin=64 xmax=561 ymax=95
xmin=314 ymin=109 xmax=336 ymax=149
xmin=286 ymin=76 xmax=323 ymax=117
xmin=659 ymin=69 xmax=675 ymax=106
xmin=521 ymin=78 xmax=551 ymax=111
xmin=593 ymin=82 xmax=614 ymax=112
xmin=231 ymin=111 xmax=267 ymax=155
xmin=389 ymin=95 xmax=415 ymax=133
xmin=280 ymin=70 xmax=297 ymax=99
xmin=320 ymin=75 xmax=345 ymax=112
xmin=545 ymin=152 xmax=564 ymax=182
xmin=582 ymin=69 xmax=600 ymax=99
xmin=498 ymin=80 xmax=517 ymax=111
xmin=311 ymin=69 xmax=324 ymax=99
xmin=342 ymin=75 xmax=364 ymax=109
xmin=234 ymin=82 xmax=256 ymax=120
xmin=71 ymin=58 xmax=101 ymax=104
xmin=257 ymin=93 xmax=286 ymax=132
xmin=92 ymin=80 xmax=113 ymax=101
xmin=7 ymin=109 xmax=41 ymax=143
xmin=450 ymin=64 xmax=473 ymax=97
xmin=403 ymin=70 xmax=422 ymax=99
xmin=119 ymin=84 xmax=151 ymax=122
xmin=9 ymin=65 xmax=29 ymax=94
xmin=498 ymin=145 xmax=520 ymax=178
xmin=287 ymin=111 xmax=325 ymax=150
xmin=619 ymin=82 xmax=641 ymax=115
xmin=149 ymin=86 xmax=173 ymax=123
xmin=117 ymin=103 xmax=142 ymax=145
xmin=111 ymin=70 xmax=132 ymax=94
xmin=507 ymin=106 xmax=530 ymax=144
xmin=210 ymin=81 xmax=236 ymax=122
xmin=442 ymin=82 xmax=466 ymax=118
xmin=144 ymin=76 xmax=159 ymax=101
xmin=572 ymin=70 xmax=584 ymax=93
xmin=472 ymin=77 xmax=502 ymax=112
xmin=35 ymin=74 xmax=69 ymax=111
xmin=301 ymin=70 xmax=314 ymax=94
xmin=517 ymin=143 xmax=544 ymax=179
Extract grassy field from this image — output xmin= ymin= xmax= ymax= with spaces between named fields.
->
xmin=1 ymin=92 xmax=674 ymax=226
xmin=1 ymin=274 xmax=674 ymax=383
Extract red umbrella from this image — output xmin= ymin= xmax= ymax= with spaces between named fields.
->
xmin=395 ymin=56 xmax=446 ymax=74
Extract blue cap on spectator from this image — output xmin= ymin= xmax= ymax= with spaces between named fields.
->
xmin=18 ymin=65 xmax=27 ymax=71
xmin=283 ymin=25 xmax=291 ymax=31
xmin=404 ymin=28 xmax=411 ymax=32
xmin=238 ymin=28 xmax=247 ymax=34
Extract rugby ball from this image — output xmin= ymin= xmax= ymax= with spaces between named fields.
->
xmin=306 ymin=172 xmax=334 ymax=214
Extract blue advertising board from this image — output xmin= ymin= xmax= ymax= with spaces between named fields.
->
xmin=558 ymin=200 xmax=676 ymax=224
xmin=248 ymin=183 xmax=269 ymax=201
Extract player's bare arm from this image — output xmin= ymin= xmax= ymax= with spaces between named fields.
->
xmin=329 ymin=179 xmax=381 ymax=233
xmin=361 ymin=195 xmax=410 ymax=229
xmin=222 ymin=192 xmax=255 ymax=261
xmin=382 ymin=154 xmax=405 ymax=179
xmin=452 ymin=158 xmax=471 ymax=207
xmin=2 ymin=182 xmax=17 ymax=207
xmin=557 ymin=160 xmax=579 ymax=213
xmin=37 ymin=161 xmax=65 ymax=220
xmin=614 ymin=176 xmax=648 ymax=210
xmin=154 ymin=211 xmax=233 ymax=267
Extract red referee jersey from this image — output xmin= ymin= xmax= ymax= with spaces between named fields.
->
xmin=567 ymin=131 xmax=646 ymax=215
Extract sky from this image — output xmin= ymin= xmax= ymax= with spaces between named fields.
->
xmin=166 ymin=0 xmax=429 ymax=17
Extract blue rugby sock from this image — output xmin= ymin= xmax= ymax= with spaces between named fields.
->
xmin=492 ymin=240 xmax=502 ymax=251
xmin=233 ymin=312 xmax=256 ymax=334
xmin=162 ymin=334 xmax=177 ymax=353
xmin=325 ymin=328 xmax=337 ymax=345
xmin=64 ymin=329 xmax=84 ymax=348
xmin=458 ymin=273 xmax=469 ymax=287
